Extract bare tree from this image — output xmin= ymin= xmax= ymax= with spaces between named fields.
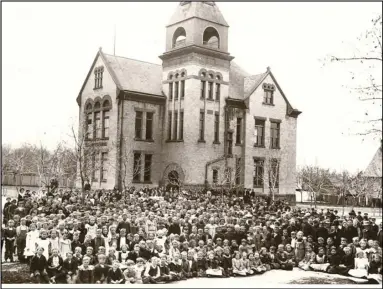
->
xmin=298 ymin=165 xmax=334 ymax=208
xmin=325 ymin=14 xmax=382 ymax=138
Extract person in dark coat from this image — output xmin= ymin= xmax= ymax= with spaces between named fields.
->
xmin=142 ymin=257 xmax=161 ymax=284
xmin=30 ymin=247 xmax=50 ymax=283
xmin=4 ymin=219 xmax=17 ymax=262
xmin=107 ymin=261 xmax=124 ymax=284
xmin=62 ymin=252 xmax=78 ymax=284
xmin=338 ymin=246 xmax=354 ymax=275
xmin=47 ymin=248 xmax=64 ymax=283
xmin=326 ymin=246 xmax=343 ymax=274
xmin=76 ymin=256 xmax=94 ymax=284
xmin=127 ymin=244 xmax=140 ymax=263
xmin=167 ymin=218 xmax=181 ymax=236
xmin=116 ymin=213 xmax=131 ymax=234
xmin=94 ymin=254 xmax=110 ymax=284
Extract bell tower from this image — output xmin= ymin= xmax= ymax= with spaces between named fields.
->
xmin=159 ymin=1 xmax=235 ymax=187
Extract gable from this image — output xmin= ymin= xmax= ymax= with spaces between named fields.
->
xmin=364 ymin=146 xmax=382 ymax=178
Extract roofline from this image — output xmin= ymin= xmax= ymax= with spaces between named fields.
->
xmin=166 ymin=16 xmax=229 ymax=28
xmin=244 ymin=69 xmax=302 ymax=118
xmin=76 ymin=48 xmax=122 ymax=106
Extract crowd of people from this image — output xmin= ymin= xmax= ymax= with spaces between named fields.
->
xmin=1 ymin=185 xmax=382 ymax=284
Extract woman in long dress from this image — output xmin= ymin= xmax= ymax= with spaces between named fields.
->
xmin=349 ymin=251 xmax=369 ymax=278
xmin=24 ymin=223 xmax=40 ymax=259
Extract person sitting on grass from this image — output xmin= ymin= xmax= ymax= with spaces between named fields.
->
xmin=298 ymin=244 xmax=315 ymax=271
xmin=47 ymin=248 xmax=64 ymax=283
xmin=94 ymin=254 xmax=109 ymax=284
xmin=30 ymin=246 xmax=50 ymax=283
xmin=276 ymin=244 xmax=293 ymax=271
xmin=62 ymin=251 xmax=78 ymax=284
xmin=123 ymin=259 xmax=138 ymax=284
xmin=142 ymin=257 xmax=161 ymax=284
xmin=76 ymin=256 xmax=94 ymax=284
xmin=107 ymin=260 xmax=124 ymax=284
xmin=206 ymin=251 xmax=223 ymax=277
xmin=310 ymin=246 xmax=329 ymax=272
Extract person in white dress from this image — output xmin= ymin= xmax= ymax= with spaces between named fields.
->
xmin=59 ymin=232 xmax=72 ymax=258
xmin=24 ymin=223 xmax=40 ymax=259
xmin=349 ymin=251 xmax=369 ymax=278
xmin=35 ymin=230 xmax=50 ymax=260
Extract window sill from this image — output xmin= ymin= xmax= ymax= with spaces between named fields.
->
xmin=85 ymin=137 xmax=109 ymax=142
xmin=166 ymin=140 xmax=184 ymax=143
xmin=101 ymin=179 xmax=107 ymax=183
xmin=226 ymin=154 xmax=233 ymax=158
xmin=132 ymin=181 xmax=152 ymax=184
xmin=93 ymin=86 xmax=103 ymax=90
xmin=213 ymin=141 xmax=221 ymax=145
xmin=207 ymin=98 xmax=215 ymax=102
xmin=92 ymin=179 xmax=98 ymax=183
xmin=270 ymin=147 xmax=281 ymax=150
xmin=262 ymin=102 xmax=275 ymax=106
xmin=134 ymin=138 xmax=154 ymax=143
xmin=254 ymin=144 xmax=265 ymax=148
xmin=235 ymin=143 xmax=242 ymax=146
xmin=198 ymin=140 xmax=206 ymax=143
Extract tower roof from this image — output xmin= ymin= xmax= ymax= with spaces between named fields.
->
xmin=168 ymin=1 xmax=229 ymax=27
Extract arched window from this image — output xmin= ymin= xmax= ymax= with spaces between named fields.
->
xmin=94 ymin=101 xmax=101 ymax=110
xmin=85 ymin=102 xmax=93 ymax=111
xmin=180 ymin=72 xmax=185 ymax=99
xmin=102 ymin=99 xmax=111 ymax=139
xmin=172 ymin=27 xmax=186 ymax=48
xmin=103 ymin=100 xmax=110 ymax=108
xmin=203 ymin=27 xmax=220 ymax=49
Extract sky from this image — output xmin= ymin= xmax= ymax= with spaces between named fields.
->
xmin=2 ymin=2 xmax=382 ymax=174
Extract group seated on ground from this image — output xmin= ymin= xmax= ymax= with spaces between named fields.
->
xmin=1 ymin=185 xmax=382 ymax=284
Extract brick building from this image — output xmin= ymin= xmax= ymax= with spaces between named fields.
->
xmin=76 ymin=1 xmax=301 ymax=196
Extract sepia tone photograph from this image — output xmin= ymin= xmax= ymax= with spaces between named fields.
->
xmin=1 ymin=1 xmax=382 ymax=287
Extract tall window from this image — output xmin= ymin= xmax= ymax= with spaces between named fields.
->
xmin=254 ymin=119 xmax=265 ymax=147
xmin=263 ymin=84 xmax=275 ymax=105
xmin=133 ymin=153 xmax=141 ymax=182
xmin=199 ymin=111 xmax=205 ymax=141
xmin=208 ymin=81 xmax=213 ymax=100
xmin=225 ymin=168 xmax=232 ymax=185
xmin=169 ymin=82 xmax=173 ymax=101
xmin=253 ymin=158 xmax=264 ymax=188
xmin=174 ymin=81 xmax=179 ymax=100
xmin=144 ymin=154 xmax=152 ymax=182
xmin=92 ymin=153 xmax=100 ymax=182
xmin=101 ymin=152 xmax=108 ymax=182
xmin=180 ymin=80 xmax=185 ymax=99
xmin=215 ymin=83 xmax=220 ymax=101
xmin=201 ymin=81 xmax=206 ymax=99
xmin=146 ymin=112 xmax=153 ymax=140
xmin=168 ymin=112 xmax=172 ymax=140
xmin=95 ymin=112 xmax=101 ymax=139
xmin=94 ymin=67 xmax=104 ymax=89
xmin=102 ymin=110 xmax=110 ymax=138
xmin=212 ymin=169 xmax=218 ymax=185
xmin=227 ymin=132 xmax=233 ymax=155
xmin=214 ymin=113 xmax=219 ymax=143
xmin=270 ymin=122 xmax=280 ymax=149
xmin=135 ymin=111 xmax=143 ymax=139
xmin=235 ymin=158 xmax=241 ymax=185
xmin=269 ymin=159 xmax=280 ymax=188
xmin=86 ymin=112 xmax=93 ymax=140
xmin=173 ymin=111 xmax=178 ymax=140
xmin=236 ymin=117 xmax=242 ymax=144
xmin=179 ymin=111 xmax=184 ymax=140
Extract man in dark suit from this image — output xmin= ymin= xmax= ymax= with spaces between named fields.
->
xmin=116 ymin=213 xmax=131 ymax=234
xmin=168 ymin=218 xmax=181 ymax=236
xmin=93 ymin=229 xmax=105 ymax=254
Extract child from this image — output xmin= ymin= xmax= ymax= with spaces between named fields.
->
xmin=94 ymin=254 xmax=110 ymax=284
xmin=62 ymin=251 xmax=78 ymax=284
xmin=73 ymin=246 xmax=83 ymax=264
xmin=36 ymin=229 xmax=50 ymax=260
xmin=71 ymin=233 xmax=82 ymax=253
xmin=298 ymin=244 xmax=315 ymax=271
xmin=169 ymin=252 xmax=185 ymax=280
xmin=16 ymin=218 xmax=28 ymax=263
xmin=142 ymin=257 xmax=161 ymax=284
xmin=106 ymin=247 xmax=117 ymax=266
xmin=276 ymin=244 xmax=293 ymax=271
xmin=251 ymin=252 xmax=267 ymax=274
xmin=348 ymin=251 xmax=369 ymax=278
xmin=47 ymin=248 xmax=64 ymax=284
xmin=49 ymin=230 xmax=60 ymax=256
xmin=367 ymin=254 xmax=382 ymax=284
xmin=269 ymin=246 xmax=280 ymax=270
xmin=196 ymin=250 xmax=207 ymax=277
xmin=118 ymin=244 xmax=129 ymax=267
xmin=85 ymin=217 xmax=98 ymax=239
xmin=159 ymin=255 xmax=172 ymax=282
xmin=206 ymin=251 xmax=223 ymax=277
xmin=327 ymin=246 xmax=342 ymax=274
xmin=76 ymin=256 xmax=94 ymax=284
xmin=134 ymin=257 xmax=146 ymax=283
xmin=59 ymin=232 xmax=72 ymax=258
xmin=123 ymin=260 xmax=138 ymax=284
xmin=84 ymin=246 xmax=95 ymax=265
xmin=24 ymin=223 xmax=39 ymax=260
xmin=30 ymin=246 xmax=50 ymax=283
xmin=294 ymin=231 xmax=306 ymax=265
xmin=222 ymin=246 xmax=233 ymax=276
xmin=232 ymin=251 xmax=247 ymax=276
xmin=259 ymin=247 xmax=271 ymax=271
xmin=107 ymin=260 xmax=124 ymax=284
xmin=4 ymin=219 xmax=17 ymax=262
xmin=310 ymin=247 xmax=330 ymax=272
xmin=241 ymin=252 xmax=251 ymax=275
xmin=285 ymin=244 xmax=296 ymax=268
